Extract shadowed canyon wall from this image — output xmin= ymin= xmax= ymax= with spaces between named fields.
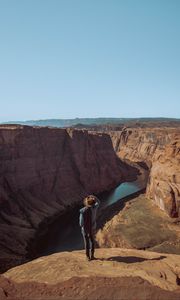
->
xmin=109 ymin=127 xmax=180 ymax=217
xmin=0 ymin=125 xmax=137 ymax=272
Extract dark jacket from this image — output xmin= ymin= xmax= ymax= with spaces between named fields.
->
xmin=79 ymin=198 xmax=100 ymax=233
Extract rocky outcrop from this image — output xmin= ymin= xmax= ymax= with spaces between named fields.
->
xmin=146 ymin=140 xmax=180 ymax=217
xmin=110 ymin=127 xmax=178 ymax=165
xmin=96 ymin=194 xmax=180 ymax=253
xmin=109 ymin=127 xmax=180 ymax=217
xmin=1 ymin=248 xmax=180 ymax=299
xmin=0 ymin=125 xmax=137 ymax=272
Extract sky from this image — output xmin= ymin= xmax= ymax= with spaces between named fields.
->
xmin=0 ymin=0 xmax=179 ymax=122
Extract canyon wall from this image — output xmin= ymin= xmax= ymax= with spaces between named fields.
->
xmin=0 ymin=125 xmax=136 ymax=272
xmin=146 ymin=140 xmax=180 ymax=217
xmin=109 ymin=127 xmax=180 ymax=217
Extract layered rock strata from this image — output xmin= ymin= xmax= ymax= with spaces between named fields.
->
xmin=109 ymin=127 xmax=180 ymax=217
xmin=0 ymin=125 xmax=137 ymax=272
xmin=147 ymin=140 xmax=180 ymax=217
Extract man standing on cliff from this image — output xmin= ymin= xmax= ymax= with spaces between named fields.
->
xmin=79 ymin=195 xmax=100 ymax=261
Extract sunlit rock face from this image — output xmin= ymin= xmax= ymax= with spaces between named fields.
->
xmin=0 ymin=125 xmax=136 ymax=272
xmin=146 ymin=140 xmax=180 ymax=217
xmin=109 ymin=127 xmax=180 ymax=217
xmin=110 ymin=127 xmax=177 ymax=164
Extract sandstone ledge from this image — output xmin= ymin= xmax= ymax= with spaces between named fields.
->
xmin=1 ymin=248 xmax=180 ymax=299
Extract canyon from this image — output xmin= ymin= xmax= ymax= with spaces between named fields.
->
xmin=93 ymin=125 xmax=180 ymax=254
xmin=109 ymin=126 xmax=180 ymax=217
xmin=0 ymin=122 xmax=179 ymax=275
xmin=0 ymin=124 xmax=137 ymax=272
xmin=73 ymin=124 xmax=180 ymax=217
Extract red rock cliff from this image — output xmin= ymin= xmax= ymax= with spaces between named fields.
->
xmin=109 ymin=127 xmax=180 ymax=217
xmin=146 ymin=139 xmax=180 ymax=217
xmin=0 ymin=125 xmax=135 ymax=271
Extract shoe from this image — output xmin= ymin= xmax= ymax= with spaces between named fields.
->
xmin=91 ymin=256 xmax=97 ymax=260
xmin=86 ymin=256 xmax=91 ymax=261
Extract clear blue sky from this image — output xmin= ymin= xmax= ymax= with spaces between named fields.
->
xmin=0 ymin=0 xmax=179 ymax=122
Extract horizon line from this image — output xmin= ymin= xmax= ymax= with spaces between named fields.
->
xmin=1 ymin=116 xmax=180 ymax=123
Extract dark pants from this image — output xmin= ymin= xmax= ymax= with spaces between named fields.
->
xmin=82 ymin=230 xmax=95 ymax=258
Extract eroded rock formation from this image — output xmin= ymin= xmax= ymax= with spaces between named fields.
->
xmin=109 ymin=127 xmax=180 ymax=217
xmin=0 ymin=125 xmax=137 ymax=272
xmin=96 ymin=194 xmax=180 ymax=253
xmin=146 ymin=140 xmax=180 ymax=217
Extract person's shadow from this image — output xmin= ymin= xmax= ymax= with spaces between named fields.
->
xmin=96 ymin=255 xmax=166 ymax=263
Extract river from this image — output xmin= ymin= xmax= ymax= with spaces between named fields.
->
xmin=36 ymin=173 xmax=147 ymax=257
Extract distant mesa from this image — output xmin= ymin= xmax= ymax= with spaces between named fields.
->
xmin=1 ymin=117 xmax=180 ymax=128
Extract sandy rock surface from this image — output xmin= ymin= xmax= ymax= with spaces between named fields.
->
xmin=96 ymin=195 xmax=180 ymax=253
xmin=1 ymin=248 xmax=180 ymax=299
